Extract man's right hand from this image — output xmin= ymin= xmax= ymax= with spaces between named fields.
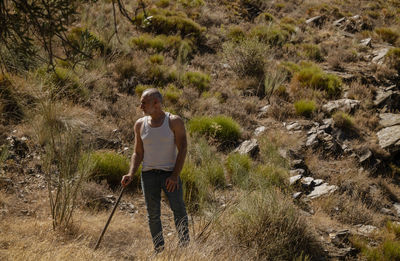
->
xmin=121 ymin=174 xmax=133 ymax=187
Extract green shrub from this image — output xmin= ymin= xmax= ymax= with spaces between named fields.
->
xmin=294 ymin=99 xmax=316 ymax=118
xmin=135 ymin=84 xmax=153 ymax=97
xmin=0 ymin=74 xmax=23 ymax=123
xmin=87 ymin=151 xmax=133 ymax=186
xmin=162 ymin=84 xmax=182 ymax=103
xmin=252 ymin=164 xmax=289 ymax=190
xmin=294 ymin=62 xmax=342 ymax=98
xmin=156 ymin=0 xmax=170 ymax=8
xmin=188 ymin=115 xmax=241 ymax=144
xmin=351 ymin=235 xmax=400 ymax=261
xmin=227 ymin=26 xmax=246 ymax=42
xmin=222 ymin=38 xmax=268 ymax=77
xmin=182 ymin=71 xmax=210 ymax=92
xmin=387 ymin=48 xmax=400 ymax=73
xmin=50 ymin=67 xmax=87 ymax=101
xmin=135 ymin=13 xmax=205 ymax=39
xmin=149 ymin=54 xmax=164 ymax=64
xmin=375 ymin=27 xmax=399 ymax=45
xmin=130 ymin=34 xmax=192 ymax=54
xmin=250 ymin=24 xmax=291 ymax=47
xmin=220 ymin=190 xmax=323 ymax=260
xmin=300 ymin=43 xmax=323 ymax=61
xmin=332 ymin=111 xmax=354 ymax=130
xmin=178 ymin=0 xmax=204 ymax=7
xmin=226 ymin=153 xmax=252 ymax=187
xmin=255 ymin=12 xmax=275 ymax=23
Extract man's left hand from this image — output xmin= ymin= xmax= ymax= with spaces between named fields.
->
xmin=166 ymin=175 xmax=179 ymax=192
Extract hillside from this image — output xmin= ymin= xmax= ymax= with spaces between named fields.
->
xmin=1 ymin=0 xmax=400 ymax=260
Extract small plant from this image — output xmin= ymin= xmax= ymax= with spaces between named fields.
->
xmin=375 ymin=27 xmax=399 ymax=45
xmin=49 ymin=67 xmax=87 ymax=101
xmin=227 ymin=26 xmax=246 ymax=42
xmin=0 ymin=74 xmax=23 ymax=123
xmin=188 ymin=115 xmax=241 ymax=144
xmin=292 ymin=62 xmax=342 ymax=98
xmin=87 ymin=151 xmax=133 ymax=186
xmin=149 ymin=54 xmax=164 ymax=64
xmin=130 ymin=34 xmax=191 ymax=54
xmin=252 ymin=164 xmax=289 ymax=190
xmin=386 ymin=48 xmax=400 ymax=73
xmin=135 ymin=84 xmax=153 ymax=97
xmin=225 ymin=153 xmax=252 ymax=187
xmin=223 ymin=38 xmax=268 ymax=78
xmin=294 ymin=99 xmax=316 ymax=118
xmin=162 ymin=84 xmax=182 ymax=103
xmin=249 ymin=24 xmax=291 ymax=47
xmin=182 ymin=71 xmax=210 ymax=92
xmin=264 ymin=67 xmax=287 ymax=100
xmin=255 ymin=12 xmax=275 ymax=23
xmin=300 ymin=43 xmax=323 ymax=62
xmin=333 ymin=111 xmax=354 ymax=130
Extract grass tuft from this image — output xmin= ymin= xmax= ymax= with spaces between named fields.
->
xmin=294 ymin=99 xmax=316 ymax=118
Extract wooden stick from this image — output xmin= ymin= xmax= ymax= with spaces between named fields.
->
xmin=94 ymin=186 xmax=126 ymax=250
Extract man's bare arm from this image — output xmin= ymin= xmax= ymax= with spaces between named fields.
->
xmin=122 ymin=120 xmax=144 ymax=187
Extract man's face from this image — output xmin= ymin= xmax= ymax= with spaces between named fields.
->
xmin=140 ymin=95 xmax=156 ymax=115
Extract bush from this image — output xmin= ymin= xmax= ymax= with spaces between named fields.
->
xmin=375 ymin=27 xmax=399 ymax=45
xmin=227 ymin=26 xmax=246 ymax=42
xmin=130 ymin=34 xmax=193 ymax=54
xmin=67 ymin=27 xmax=106 ymax=56
xmin=293 ymin=62 xmax=342 ymax=98
xmin=162 ymin=84 xmax=182 ymax=103
xmin=223 ymin=38 xmax=268 ymax=78
xmin=387 ymin=48 xmax=400 ymax=73
xmin=253 ymin=164 xmax=289 ymax=190
xmin=300 ymin=43 xmax=323 ymax=61
xmin=225 ymin=153 xmax=252 ymax=187
xmin=220 ymin=190 xmax=323 ymax=260
xmin=182 ymin=71 xmax=210 ymax=92
xmin=49 ymin=67 xmax=87 ymax=101
xmin=87 ymin=151 xmax=133 ymax=186
xmin=188 ymin=115 xmax=241 ymax=144
xmin=249 ymin=24 xmax=291 ymax=47
xmin=0 ymin=74 xmax=23 ymax=123
xmin=135 ymin=13 xmax=205 ymax=39
xmin=149 ymin=54 xmax=164 ymax=64
xmin=294 ymin=99 xmax=316 ymax=118
xmin=333 ymin=111 xmax=354 ymax=130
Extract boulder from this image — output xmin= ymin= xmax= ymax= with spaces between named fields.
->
xmin=254 ymin=126 xmax=267 ymax=136
xmin=360 ymin=38 xmax=372 ymax=47
xmin=285 ymin=122 xmax=301 ymax=131
xmin=289 ymin=174 xmax=303 ymax=185
xmin=308 ymin=183 xmax=338 ymax=199
xmin=293 ymin=192 xmax=302 ymax=199
xmin=322 ymin=99 xmax=360 ymax=114
xmin=377 ymin=125 xmax=400 ymax=152
xmin=372 ymin=48 xmax=389 ymax=64
xmin=393 ymin=203 xmax=400 ymax=217
xmin=374 ymin=88 xmax=400 ymax=110
xmin=290 ymin=169 xmax=305 ymax=176
xmin=314 ymin=179 xmax=324 ymax=186
xmin=234 ymin=139 xmax=259 ymax=158
xmin=379 ymin=113 xmax=400 ymax=127
xmin=301 ymin=177 xmax=314 ymax=187
xmin=355 ymin=224 xmax=377 ymax=235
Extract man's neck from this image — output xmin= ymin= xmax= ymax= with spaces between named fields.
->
xmin=149 ymin=110 xmax=165 ymax=123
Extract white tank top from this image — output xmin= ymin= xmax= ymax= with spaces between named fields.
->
xmin=141 ymin=112 xmax=177 ymax=171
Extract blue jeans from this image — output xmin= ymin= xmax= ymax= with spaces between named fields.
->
xmin=141 ymin=170 xmax=189 ymax=250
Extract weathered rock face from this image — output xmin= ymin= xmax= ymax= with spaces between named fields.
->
xmin=374 ymin=86 xmax=400 ymax=111
xmin=377 ymin=125 xmax=400 ymax=153
xmin=234 ymin=139 xmax=259 ymax=158
xmin=379 ymin=113 xmax=400 ymax=127
xmin=372 ymin=48 xmax=390 ymax=64
xmin=322 ymin=99 xmax=360 ymax=114
xmin=254 ymin=126 xmax=267 ymax=136
xmin=308 ymin=183 xmax=338 ymax=199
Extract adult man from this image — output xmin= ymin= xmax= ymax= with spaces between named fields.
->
xmin=121 ymin=88 xmax=189 ymax=252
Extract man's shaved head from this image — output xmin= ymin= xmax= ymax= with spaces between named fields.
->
xmin=142 ymin=88 xmax=163 ymax=104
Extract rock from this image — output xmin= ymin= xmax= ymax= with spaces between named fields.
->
xmin=290 ymin=169 xmax=305 ymax=176
xmin=355 ymin=224 xmax=377 ymax=235
xmin=333 ymin=17 xmax=346 ymax=26
xmin=301 ymin=177 xmax=314 ymax=187
xmin=322 ymin=99 xmax=360 ymax=114
xmin=314 ymin=179 xmax=324 ymax=186
xmin=360 ymin=38 xmax=372 ymax=47
xmin=286 ymin=122 xmax=301 ymax=131
xmin=372 ymin=48 xmax=389 ymax=64
xmin=293 ymin=192 xmax=302 ymax=199
xmin=381 ymin=207 xmax=393 ymax=215
xmin=374 ymin=88 xmax=400 ymax=110
xmin=289 ymin=174 xmax=303 ymax=185
xmin=259 ymin=105 xmax=270 ymax=113
xmin=308 ymin=183 xmax=338 ymax=199
xmin=234 ymin=139 xmax=259 ymax=158
xmin=306 ymin=15 xmax=324 ymax=26
xmin=279 ymin=148 xmax=302 ymax=160
xmin=306 ymin=133 xmax=319 ymax=147
xmin=393 ymin=203 xmax=400 ymax=217
xmin=356 ymin=147 xmax=374 ymax=165
xmin=291 ymin=159 xmax=307 ymax=170
xmin=377 ymin=125 xmax=400 ymax=152
xmin=254 ymin=126 xmax=267 ymax=136
xmin=329 ymin=229 xmax=350 ymax=247
xmin=379 ymin=113 xmax=400 ymax=127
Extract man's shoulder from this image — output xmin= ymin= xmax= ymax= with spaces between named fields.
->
xmin=167 ymin=113 xmax=185 ymax=131
xmin=134 ymin=117 xmax=146 ymax=129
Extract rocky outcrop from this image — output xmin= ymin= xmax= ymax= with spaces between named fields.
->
xmin=377 ymin=126 xmax=400 ymax=153
xmin=234 ymin=139 xmax=259 ymax=158
xmin=322 ymin=99 xmax=360 ymax=114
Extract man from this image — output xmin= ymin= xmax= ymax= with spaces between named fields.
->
xmin=121 ymin=88 xmax=189 ymax=252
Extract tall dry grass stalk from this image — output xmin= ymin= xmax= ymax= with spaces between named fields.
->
xmin=34 ymin=99 xmax=94 ymax=230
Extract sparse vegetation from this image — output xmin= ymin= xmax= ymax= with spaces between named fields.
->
xmin=182 ymin=71 xmax=210 ymax=92
xmin=333 ymin=111 xmax=354 ymax=130
xmin=387 ymin=47 xmax=400 ymax=73
xmin=188 ymin=115 xmax=241 ymax=144
xmin=294 ymin=99 xmax=316 ymax=118
xmin=375 ymin=27 xmax=399 ymax=45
